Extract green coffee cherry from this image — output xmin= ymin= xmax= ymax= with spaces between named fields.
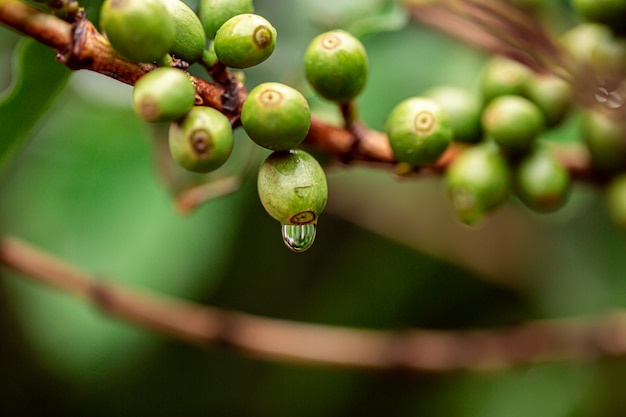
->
xmin=304 ymin=30 xmax=368 ymax=103
xmin=606 ymin=173 xmax=626 ymax=228
xmin=214 ymin=14 xmax=277 ymax=69
xmin=514 ymin=145 xmax=571 ymax=212
xmin=257 ymin=150 xmax=328 ymax=226
xmin=386 ymin=97 xmax=453 ymax=167
xmin=422 ymin=85 xmax=482 ymax=143
xmin=479 ymin=56 xmax=532 ymax=104
xmin=582 ymin=109 xmax=626 ymax=173
xmin=241 ymin=83 xmax=311 ymax=151
xmin=199 ymin=0 xmax=254 ymax=40
xmin=162 ymin=0 xmax=206 ymax=63
xmin=132 ymin=67 xmax=196 ymax=123
xmin=571 ymin=0 xmax=626 ymax=34
xmin=100 ymin=0 xmax=175 ymax=63
xmin=482 ymin=95 xmax=545 ymax=154
xmin=445 ymin=142 xmax=511 ymax=226
xmin=169 ymin=106 xmax=233 ymax=173
xmin=560 ymin=23 xmax=612 ymax=65
xmin=524 ymin=74 xmax=573 ymax=127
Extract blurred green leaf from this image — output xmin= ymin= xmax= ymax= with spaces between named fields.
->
xmin=0 ymin=39 xmax=70 ymax=174
xmin=0 ymin=87 xmax=245 ymax=380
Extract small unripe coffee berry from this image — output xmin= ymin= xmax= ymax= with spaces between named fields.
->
xmin=525 ymin=74 xmax=573 ymax=127
xmin=560 ymin=23 xmax=611 ymax=65
xmin=169 ymin=107 xmax=233 ymax=173
xmin=514 ymin=145 xmax=571 ymax=212
xmin=304 ymin=30 xmax=368 ymax=103
xmin=214 ymin=14 xmax=277 ymax=69
xmin=257 ymin=150 xmax=328 ymax=226
xmin=385 ymin=97 xmax=453 ymax=166
xmin=162 ymin=0 xmax=206 ymax=63
xmin=199 ymin=0 xmax=254 ymax=40
xmin=100 ymin=0 xmax=175 ymax=63
xmin=482 ymin=95 xmax=545 ymax=154
xmin=571 ymin=0 xmax=626 ymax=35
xmin=132 ymin=67 xmax=196 ymax=123
xmin=582 ymin=108 xmax=626 ymax=173
xmin=422 ymin=85 xmax=482 ymax=143
xmin=446 ymin=142 xmax=511 ymax=226
xmin=241 ymin=83 xmax=311 ymax=151
xmin=480 ymin=56 xmax=532 ymax=104
xmin=606 ymin=173 xmax=626 ymax=228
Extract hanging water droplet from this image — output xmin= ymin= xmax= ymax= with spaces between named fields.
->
xmin=281 ymin=223 xmax=317 ymax=252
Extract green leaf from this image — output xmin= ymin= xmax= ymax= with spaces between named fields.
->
xmin=0 ymin=39 xmax=70 ymax=174
xmin=0 ymin=91 xmax=245 ymax=381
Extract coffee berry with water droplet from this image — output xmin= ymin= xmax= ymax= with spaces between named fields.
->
xmin=385 ymin=97 xmax=453 ymax=167
xmin=161 ymin=0 xmax=206 ymax=63
xmin=446 ymin=142 xmax=511 ymax=226
xmin=214 ymin=13 xmax=276 ymax=69
xmin=242 ymin=83 xmax=311 ymax=151
xmin=100 ymin=0 xmax=174 ymax=63
xmin=482 ymin=95 xmax=545 ymax=155
xmin=304 ymin=30 xmax=368 ymax=103
xmin=257 ymin=150 xmax=328 ymax=226
xmin=199 ymin=0 xmax=254 ymax=40
xmin=169 ymin=107 xmax=233 ymax=173
xmin=514 ymin=144 xmax=571 ymax=212
xmin=132 ymin=67 xmax=196 ymax=123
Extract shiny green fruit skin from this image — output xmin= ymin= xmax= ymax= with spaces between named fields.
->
xmin=386 ymin=97 xmax=453 ymax=166
xmin=242 ymin=83 xmax=311 ymax=151
xmin=560 ymin=23 xmax=611 ymax=64
xmin=479 ymin=56 xmax=532 ymax=104
xmin=304 ymin=30 xmax=368 ymax=103
xmin=169 ymin=106 xmax=233 ymax=173
xmin=525 ymin=74 xmax=572 ymax=127
xmin=446 ymin=143 xmax=511 ymax=226
xmin=582 ymin=109 xmax=626 ymax=173
xmin=214 ymin=14 xmax=276 ymax=69
xmin=482 ymin=95 xmax=545 ymax=154
xmin=423 ymin=85 xmax=482 ymax=143
xmin=100 ymin=0 xmax=175 ymax=63
xmin=606 ymin=173 xmax=626 ymax=228
xmin=199 ymin=0 xmax=254 ymax=40
xmin=515 ymin=145 xmax=571 ymax=212
xmin=132 ymin=67 xmax=195 ymax=123
xmin=572 ymin=0 xmax=626 ymax=34
xmin=162 ymin=0 xmax=206 ymax=63
xmin=257 ymin=150 xmax=328 ymax=225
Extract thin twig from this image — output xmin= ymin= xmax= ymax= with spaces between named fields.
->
xmin=3 ymin=235 xmax=626 ymax=372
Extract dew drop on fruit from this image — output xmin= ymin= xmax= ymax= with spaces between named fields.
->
xmin=281 ymin=223 xmax=316 ymax=252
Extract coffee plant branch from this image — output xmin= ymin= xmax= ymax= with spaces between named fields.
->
xmin=3 ymin=235 xmax=626 ymax=372
xmin=0 ymin=0 xmax=597 ymax=179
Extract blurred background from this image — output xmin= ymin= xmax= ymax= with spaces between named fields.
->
xmin=2 ymin=0 xmax=626 ymax=415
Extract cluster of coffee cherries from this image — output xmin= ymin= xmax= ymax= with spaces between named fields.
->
xmin=385 ymin=0 xmax=626 ymax=226
xmin=385 ymin=53 xmax=573 ymax=226
xmin=99 ymin=0 xmax=371 ymax=252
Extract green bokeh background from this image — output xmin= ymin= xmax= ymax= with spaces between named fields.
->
xmin=2 ymin=0 xmax=626 ymax=415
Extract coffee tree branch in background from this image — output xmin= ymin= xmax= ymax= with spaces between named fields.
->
xmin=4 ymin=235 xmax=626 ymax=373
xmin=0 ymin=0 xmax=593 ymax=175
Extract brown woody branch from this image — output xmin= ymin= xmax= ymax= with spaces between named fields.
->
xmin=3 ymin=235 xmax=626 ymax=373
xmin=0 ymin=0 xmax=599 ymax=179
